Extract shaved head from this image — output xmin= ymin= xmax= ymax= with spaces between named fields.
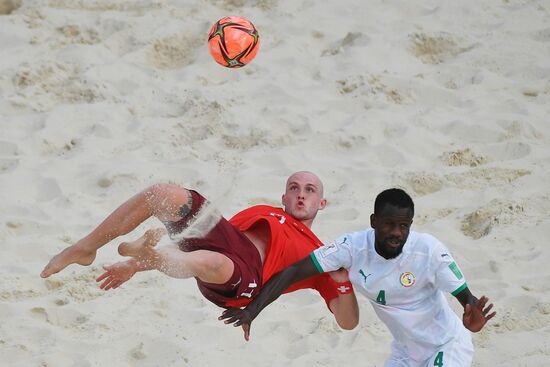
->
xmin=282 ymin=171 xmax=326 ymax=228
xmin=286 ymin=171 xmax=324 ymax=197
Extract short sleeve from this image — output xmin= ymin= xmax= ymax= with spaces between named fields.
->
xmin=312 ymin=273 xmax=339 ymax=308
xmin=432 ymin=243 xmax=468 ymax=296
xmin=311 ymin=234 xmax=353 ymax=273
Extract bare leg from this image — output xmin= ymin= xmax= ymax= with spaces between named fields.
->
xmin=145 ymin=246 xmax=234 ymax=283
xmin=118 ymin=227 xmax=167 ymax=257
xmin=96 ymin=245 xmax=234 ymax=290
xmin=41 ymin=184 xmax=192 ymax=278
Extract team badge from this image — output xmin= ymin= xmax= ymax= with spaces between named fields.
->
xmin=400 ymin=272 xmax=416 ymax=287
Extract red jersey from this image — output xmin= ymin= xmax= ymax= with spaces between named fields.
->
xmin=226 ymin=205 xmax=338 ymax=308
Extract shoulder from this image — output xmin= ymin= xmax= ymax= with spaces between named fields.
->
xmin=333 ymin=229 xmax=372 ymax=249
xmin=409 ymin=232 xmax=457 ymax=270
xmin=407 ymin=231 xmax=447 ymax=256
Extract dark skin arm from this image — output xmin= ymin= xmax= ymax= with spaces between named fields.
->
xmin=454 ymin=287 xmax=496 ymax=332
xmin=219 ymin=255 xmax=320 ymax=341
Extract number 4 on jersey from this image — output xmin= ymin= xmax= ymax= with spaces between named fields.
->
xmin=433 ymin=351 xmax=444 ymax=367
xmin=376 ymin=290 xmax=386 ymax=305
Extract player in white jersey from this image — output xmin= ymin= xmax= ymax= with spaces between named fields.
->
xmin=220 ymin=188 xmax=496 ymax=367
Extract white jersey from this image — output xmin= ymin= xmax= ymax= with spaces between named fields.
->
xmin=311 ymin=229 xmax=470 ymax=363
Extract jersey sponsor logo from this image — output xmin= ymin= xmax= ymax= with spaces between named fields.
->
xmin=230 ymin=276 xmax=242 ymax=288
xmin=359 ymin=269 xmax=371 ymax=283
xmin=269 ymin=212 xmax=286 ymax=224
xmin=448 ymin=262 xmax=463 ymax=280
xmin=400 ymin=272 xmax=416 ymax=287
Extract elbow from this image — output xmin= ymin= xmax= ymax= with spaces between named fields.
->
xmin=337 ymin=319 xmax=359 ymax=330
xmin=335 ymin=312 xmax=359 ymax=330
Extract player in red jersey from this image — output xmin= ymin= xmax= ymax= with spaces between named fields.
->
xmin=41 ymin=172 xmax=359 ymax=331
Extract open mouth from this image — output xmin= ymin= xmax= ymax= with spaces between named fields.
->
xmin=386 ymin=238 xmax=402 ymax=249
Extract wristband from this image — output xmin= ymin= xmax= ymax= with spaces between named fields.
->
xmin=335 ymin=281 xmax=353 ymax=295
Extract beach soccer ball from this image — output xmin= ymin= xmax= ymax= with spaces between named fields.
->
xmin=208 ymin=16 xmax=260 ymax=68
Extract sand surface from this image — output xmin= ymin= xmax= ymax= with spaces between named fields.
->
xmin=1 ymin=0 xmax=550 ymax=366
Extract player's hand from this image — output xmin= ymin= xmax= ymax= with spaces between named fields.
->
xmin=96 ymin=260 xmax=137 ymax=290
xmin=463 ymin=295 xmax=496 ymax=332
xmin=328 ymin=268 xmax=350 ymax=283
xmin=219 ymin=308 xmax=254 ymax=341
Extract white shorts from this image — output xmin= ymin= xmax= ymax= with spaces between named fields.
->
xmin=384 ymin=327 xmax=474 ymax=367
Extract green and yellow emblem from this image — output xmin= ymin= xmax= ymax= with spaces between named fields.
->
xmin=400 ymin=272 xmax=416 ymax=287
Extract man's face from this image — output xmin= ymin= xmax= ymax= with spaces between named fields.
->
xmin=282 ymin=172 xmax=327 ymax=222
xmin=371 ymin=204 xmax=413 ymax=259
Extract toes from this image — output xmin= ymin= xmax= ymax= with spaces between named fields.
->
xmin=40 ymin=264 xmax=55 ymax=278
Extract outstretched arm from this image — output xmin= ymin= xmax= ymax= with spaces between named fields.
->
xmin=328 ymin=269 xmax=359 ymax=330
xmin=219 ymin=255 xmax=320 ymax=341
xmin=454 ymin=287 xmax=496 ymax=332
xmin=95 ymin=257 xmax=158 ymax=290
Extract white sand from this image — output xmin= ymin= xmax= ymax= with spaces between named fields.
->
xmin=1 ymin=0 xmax=550 ymax=366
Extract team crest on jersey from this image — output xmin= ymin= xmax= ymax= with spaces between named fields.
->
xmin=400 ymin=272 xmax=416 ymax=287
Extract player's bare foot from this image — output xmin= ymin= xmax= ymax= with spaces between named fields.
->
xmin=40 ymin=245 xmax=96 ymax=278
xmin=118 ymin=228 xmax=166 ymax=258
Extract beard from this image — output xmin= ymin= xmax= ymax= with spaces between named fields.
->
xmin=377 ymin=237 xmax=405 ymax=259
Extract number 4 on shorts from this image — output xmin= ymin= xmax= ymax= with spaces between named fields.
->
xmin=433 ymin=351 xmax=444 ymax=367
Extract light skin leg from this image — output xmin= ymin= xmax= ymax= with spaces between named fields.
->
xmin=118 ymin=227 xmax=167 ymax=257
xmin=97 ymin=242 xmax=235 ymax=290
xmin=40 ymin=183 xmax=228 ymax=279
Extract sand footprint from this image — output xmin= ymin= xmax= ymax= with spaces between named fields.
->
xmin=146 ymin=33 xmax=203 ymax=70
xmin=449 ymin=167 xmax=530 ymax=190
xmin=286 ymin=337 xmax=311 ymax=360
xmin=336 ymin=74 xmax=409 ymax=105
xmin=0 ymin=140 xmax=19 ymax=174
xmin=414 ymin=208 xmax=455 ymax=225
xmin=169 ymin=97 xmax=228 ymax=144
xmin=531 ymin=27 xmax=550 ymax=42
xmin=0 ymin=0 xmax=21 ymax=15
xmin=43 ymin=271 xmax=104 ymax=303
xmin=440 ymin=148 xmax=487 ymax=167
xmin=13 ymin=62 xmax=104 ymax=110
xmin=56 ymin=25 xmax=101 ymax=46
xmin=401 ymin=167 xmax=530 ymax=196
xmin=482 ymin=142 xmax=532 ymax=161
xmin=30 ymin=306 xmax=88 ymax=327
xmin=129 ymin=343 xmax=147 ymax=361
xmin=402 ymin=172 xmax=443 ymax=196
xmin=0 ymin=275 xmax=44 ymax=301
xmin=497 ymin=120 xmax=544 ymax=141
xmin=321 ymin=32 xmax=368 ymax=56
xmin=35 ymin=178 xmax=63 ymax=202
xmin=409 ymin=32 xmax=475 ymax=64
xmin=461 ymin=199 xmax=525 ymax=239
xmin=488 ymin=304 xmax=550 ymax=334
xmin=440 ymin=121 xmax=503 ymax=144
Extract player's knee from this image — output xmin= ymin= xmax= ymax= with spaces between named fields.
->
xmin=144 ymin=183 xmax=183 ymax=200
xmin=142 ymin=183 xmax=190 ymax=219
